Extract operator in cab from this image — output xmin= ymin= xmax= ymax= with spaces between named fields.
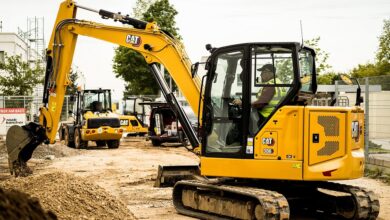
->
xmin=91 ymin=101 xmax=103 ymax=113
xmin=233 ymin=63 xmax=286 ymax=125
xmin=252 ymin=64 xmax=286 ymax=123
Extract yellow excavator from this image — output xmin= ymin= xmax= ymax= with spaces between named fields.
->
xmin=6 ymin=1 xmax=379 ymax=219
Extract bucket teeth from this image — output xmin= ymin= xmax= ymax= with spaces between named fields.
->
xmin=6 ymin=122 xmax=46 ymax=176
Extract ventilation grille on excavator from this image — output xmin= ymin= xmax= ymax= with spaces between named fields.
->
xmin=317 ymin=116 xmax=340 ymax=156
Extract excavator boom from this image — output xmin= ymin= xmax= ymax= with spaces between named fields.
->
xmin=6 ymin=0 xmax=201 ymax=176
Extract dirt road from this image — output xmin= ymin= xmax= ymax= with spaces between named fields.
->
xmin=0 ymin=139 xmax=389 ymax=219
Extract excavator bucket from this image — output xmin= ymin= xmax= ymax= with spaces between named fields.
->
xmin=6 ymin=123 xmax=46 ymax=176
xmin=154 ymin=165 xmax=201 ymax=187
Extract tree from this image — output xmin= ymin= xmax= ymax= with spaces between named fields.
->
xmin=304 ymin=37 xmax=332 ymax=75
xmin=317 ymin=72 xmax=338 ymax=85
xmin=0 ymin=54 xmax=44 ymax=96
xmin=142 ymin=0 xmax=181 ymax=40
xmin=132 ymin=0 xmax=155 ymax=19
xmin=350 ymin=19 xmax=390 ymax=78
xmin=113 ymin=0 xmax=181 ymax=95
xmin=114 ymin=46 xmax=159 ymax=95
xmin=66 ymin=68 xmax=81 ymax=95
xmin=376 ymin=19 xmax=390 ymax=63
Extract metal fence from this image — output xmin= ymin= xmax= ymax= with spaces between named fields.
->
xmin=0 ymin=95 xmax=73 ymax=123
xmin=358 ymin=76 xmax=390 ymax=145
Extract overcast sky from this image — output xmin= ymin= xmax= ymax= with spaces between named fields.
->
xmin=0 ymin=0 xmax=389 ymax=100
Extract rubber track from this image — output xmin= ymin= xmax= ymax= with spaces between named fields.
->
xmin=318 ymin=182 xmax=380 ymax=219
xmin=173 ymin=180 xmax=289 ymax=220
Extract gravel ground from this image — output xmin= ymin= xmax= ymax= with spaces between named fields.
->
xmin=0 ymin=139 xmax=389 ymax=219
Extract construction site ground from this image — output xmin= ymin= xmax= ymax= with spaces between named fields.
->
xmin=0 ymin=138 xmax=389 ymax=220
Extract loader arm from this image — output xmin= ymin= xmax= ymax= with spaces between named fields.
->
xmin=6 ymin=0 xmax=201 ymax=175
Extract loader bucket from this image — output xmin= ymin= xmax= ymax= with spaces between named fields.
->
xmin=154 ymin=165 xmax=201 ymax=187
xmin=6 ymin=123 xmax=46 ymax=176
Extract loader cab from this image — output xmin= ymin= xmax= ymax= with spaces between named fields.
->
xmin=80 ymin=89 xmax=112 ymax=113
xmin=201 ymin=43 xmax=316 ymax=158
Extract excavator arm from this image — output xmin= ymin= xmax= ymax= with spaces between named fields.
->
xmin=6 ymin=0 xmax=201 ymax=176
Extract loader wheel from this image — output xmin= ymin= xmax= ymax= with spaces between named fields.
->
xmin=151 ymin=139 xmax=161 ymax=146
xmin=64 ymin=127 xmax=74 ymax=148
xmin=74 ymin=128 xmax=88 ymax=149
xmin=96 ymin=141 xmax=106 ymax=147
xmin=107 ymin=140 xmax=120 ymax=149
xmin=58 ymin=127 xmax=63 ymax=141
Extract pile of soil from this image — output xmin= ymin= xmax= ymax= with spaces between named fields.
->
xmin=31 ymin=142 xmax=79 ymax=159
xmin=0 ymin=172 xmax=135 ymax=220
xmin=0 ymin=187 xmax=57 ymax=220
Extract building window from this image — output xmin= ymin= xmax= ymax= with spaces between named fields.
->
xmin=0 ymin=51 xmax=4 ymax=64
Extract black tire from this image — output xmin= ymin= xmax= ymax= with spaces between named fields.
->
xmin=151 ymin=139 xmax=161 ymax=147
xmin=107 ymin=140 xmax=120 ymax=149
xmin=64 ymin=127 xmax=75 ymax=148
xmin=58 ymin=127 xmax=63 ymax=141
xmin=96 ymin=141 xmax=106 ymax=147
xmin=74 ymin=128 xmax=88 ymax=149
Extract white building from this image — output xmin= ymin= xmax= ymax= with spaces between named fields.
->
xmin=0 ymin=32 xmax=30 ymax=63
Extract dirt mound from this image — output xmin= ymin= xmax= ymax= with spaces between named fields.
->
xmin=0 ymin=172 xmax=135 ymax=220
xmin=0 ymin=187 xmax=57 ymax=220
xmin=32 ymin=143 xmax=79 ymax=159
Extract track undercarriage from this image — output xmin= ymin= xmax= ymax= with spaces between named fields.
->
xmin=172 ymin=179 xmax=379 ymax=220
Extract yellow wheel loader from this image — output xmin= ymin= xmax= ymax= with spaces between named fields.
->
xmin=118 ymin=114 xmax=148 ymax=137
xmin=5 ymin=1 xmax=379 ymax=219
xmin=58 ymin=89 xmax=123 ymax=149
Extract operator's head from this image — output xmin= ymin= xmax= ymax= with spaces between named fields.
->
xmin=257 ymin=64 xmax=275 ymax=82
xmin=92 ymin=101 xmax=103 ymax=112
xmin=96 ymin=102 xmax=103 ymax=112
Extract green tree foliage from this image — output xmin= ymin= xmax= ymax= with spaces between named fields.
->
xmin=317 ymin=72 xmax=338 ymax=85
xmin=376 ymin=19 xmax=390 ymax=63
xmin=113 ymin=0 xmax=181 ymax=95
xmin=66 ymin=68 xmax=81 ymax=95
xmin=0 ymin=54 xmax=44 ymax=96
xmin=350 ymin=19 xmax=390 ymax=78
xmin=115 ymin=46 xmax=159 ymax=96
xmin=304 ymin=37 xmax=332 ymax=75
xmin=132 ymin=0 xmax=155 ymax=19
xmin=143 ymin=0 xmax=181 ymax=40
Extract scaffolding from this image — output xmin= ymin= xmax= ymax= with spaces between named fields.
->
xmin=17 ymin=17 xmax=45 ymax=63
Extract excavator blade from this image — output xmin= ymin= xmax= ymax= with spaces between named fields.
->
xmin=154 ymin=165 xmax=201 ymax=187
xmin=6 ymin=123 xmax=46 ymax=176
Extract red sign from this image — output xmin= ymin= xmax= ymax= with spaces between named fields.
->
xmin=0 ymin=108 xmax=26 ymax=114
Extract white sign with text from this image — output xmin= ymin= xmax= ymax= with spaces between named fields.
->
xmin=0 ymin=108 xmax=26 ymax=135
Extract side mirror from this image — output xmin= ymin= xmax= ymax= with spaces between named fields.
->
xmin=339 ymin=74 xmax=363 ymax=106
xmin=191 ymin=62 xmax=199 ymax=78
xmin=340 ymin=74 xmax=353 ymax=85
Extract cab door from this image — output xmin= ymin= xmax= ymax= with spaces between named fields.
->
xmin=202 ymin=45 xmax=251 ymax=158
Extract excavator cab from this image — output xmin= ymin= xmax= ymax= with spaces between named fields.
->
xmin=201 ymin=43 xmax=316 ymax=157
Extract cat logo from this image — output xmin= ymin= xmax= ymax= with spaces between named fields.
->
xmin=126 ymin=34 xmax=142 ymax=47
xmin=262 ymin=137 xmax=274 ymax=146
